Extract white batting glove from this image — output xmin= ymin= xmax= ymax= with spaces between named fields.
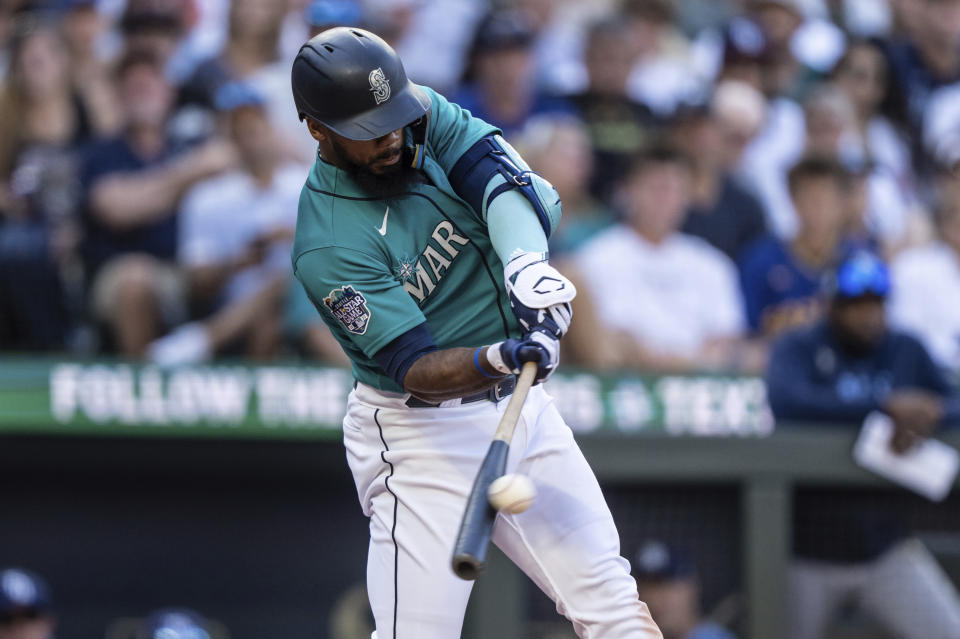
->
xmin=503 ymin=252 xmax=576 ymax=338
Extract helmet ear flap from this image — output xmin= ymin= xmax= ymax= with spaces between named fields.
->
xmin=408 ymin=115 xmax=428 ymax=169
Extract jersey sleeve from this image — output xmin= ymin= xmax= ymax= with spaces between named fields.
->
xmin=420 ymin=85 xmax=499 ymax=175
xmin=293 ymin=246 xmax=426 ymax=358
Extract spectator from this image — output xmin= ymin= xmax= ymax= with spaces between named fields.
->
xmin=623 ymin=0 xmax=703 ymax=117
xmin=0 ymin=14 xmax=98 ymax=351
xmin=62 ymin=0 xmax=121 ymax=137
xmin=374 ymin=0 xmax=485 ymax=96
xmin=802 ymin=85 xmax=911 ymax=250
xmin=715 ymin=16 xmax=770 ymax=93
xmin=670 ymin=100 xmax=768 ymax=261
xmin=831 ymin=39 xmax=915 ymax=204
xmin=739 ymin=157 xmax=849 ymax=336
xmin=0 ymin=568 xmax=55 ymax=639
xmin=119 ymin=0 xmax=189 ymax=71
xmin=765 ymin=250 xmax=960 ymax=639
xmin=728 ymin=7 xmax=809 ymax=240
xmin=81 ymin=48 xmax=235 ymax=358
xmin=744 ymin=0 xmax=819 ymax=98
xmin=137 ymin=607 xmax=215 ymax=639
xmin=515 ymin=0 xmax=608 ymax=96
xmin=452 ymin=10 xmax=573 ymax=139
xmin=179 ymin=0 xmax=309 ymax=160
xmin=712 ymin=79 xmax=768 ymax=175
xmin=885 ymin=0 xmax=960 ymax=153
xmin=566 ymin=147 xmax=755 ymax=373
xmin=179 ymin=0 xmax=284 ymax=109
xmin=565 ymin=17 xmax=658 ymax=203
xmin=513 ymin=114 xmax=614 ymax=257
xmin=147 ymin=83 xmax=306 ymax=366
xmin=889 ymin=184 xmax=960 ymax=373
xmin=632 ymin=540 xmax=738 ymax=639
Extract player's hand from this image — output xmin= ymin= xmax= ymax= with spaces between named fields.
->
xmin=488 ymin=329 xmax=560 ymax=383
xmin=504 ymin=253 xmax=576 ymax=339
xmin=883 ymin=389 xmax=943 ymax=454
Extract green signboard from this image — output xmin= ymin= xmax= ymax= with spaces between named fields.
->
xmin=0 ymin=358 xmax=773 ymax=440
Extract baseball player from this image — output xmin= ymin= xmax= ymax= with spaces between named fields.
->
xmin=290 ymin=27 xmax=662 ymax=639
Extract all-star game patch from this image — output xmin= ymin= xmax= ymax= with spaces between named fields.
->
xmin=324 ymin=285 xmax=371 ymax=335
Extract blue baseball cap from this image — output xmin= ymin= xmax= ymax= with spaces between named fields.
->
xmin=827 ymin=251 xmax=891 ymax=300
xmin=139 ymin=608 xmax=211 ymax=639
xmin=632 ymin=540 xmax=696 ymax=581
xmin=305 ymin=0 xmax=362 ymax=28
xmin=213 ymin=82 xmax=266 ymax=113
xmin=0 ymin=568 xmax=53 ymax=617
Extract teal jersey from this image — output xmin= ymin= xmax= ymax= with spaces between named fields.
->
xmin=292 ymin=86 xmax=523 ymax=392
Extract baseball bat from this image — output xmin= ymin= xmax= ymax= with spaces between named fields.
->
xmin=451 ymin=360 xmax=538 ymax=580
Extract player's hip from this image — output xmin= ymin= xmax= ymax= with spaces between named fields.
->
xmin=341 ymin=384 xmax=566 ymax=515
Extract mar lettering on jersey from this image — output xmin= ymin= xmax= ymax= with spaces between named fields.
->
xmin=396 ymin=220 xmax=470 ymax=303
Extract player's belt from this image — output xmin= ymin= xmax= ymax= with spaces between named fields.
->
xmin=405 ymin=376 xmax=516 ymax=408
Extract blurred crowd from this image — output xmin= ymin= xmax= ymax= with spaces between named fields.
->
xmin=4 ymin=4 xmax=960 ymax=639
xmin=5 ymin=4 xmax=960 ymax=638
xmin=0 ymin=0 xmax=960 ymax=379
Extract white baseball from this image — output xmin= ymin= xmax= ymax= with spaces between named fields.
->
xmin=487 ymin=473 xmax=536 ymax=514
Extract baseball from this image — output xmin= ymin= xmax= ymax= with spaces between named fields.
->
xmin=487 ymin=474 xmax=537 ymax=514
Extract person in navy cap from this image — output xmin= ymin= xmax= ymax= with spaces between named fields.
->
xmin=632 ymin=540 xmax=738 ymax=639
xmin=766 ymin=250 xmax=960 ymax=639
xmin=137 ymin=608 xmax=211 ymax=639
xmin=0 ymin=568 xmax=56 ymax=639
xmin=766 ymin=249 xmax=960 ymax=443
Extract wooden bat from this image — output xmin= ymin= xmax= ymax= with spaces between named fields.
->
xmin=451 ymin=361 xmax=538 ymax=580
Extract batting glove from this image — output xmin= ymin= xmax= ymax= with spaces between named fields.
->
xmin=487 ymin=329 xmax=560 ymax=384
xmin=504 ymin=253 xmax=576 ymax=339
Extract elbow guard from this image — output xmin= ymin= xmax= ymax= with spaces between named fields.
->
xmin=448 ymin=134 xmax=562 ymax=237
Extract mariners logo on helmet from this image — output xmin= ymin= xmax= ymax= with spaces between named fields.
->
xmin=369 ymin=67 xmax=391 ymax=105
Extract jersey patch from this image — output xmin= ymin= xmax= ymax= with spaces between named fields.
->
xmin=324 ymin=285 xmax=371 ymax=335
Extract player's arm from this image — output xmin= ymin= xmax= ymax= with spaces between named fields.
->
xmin=374 ymin=323 xmax=559 ymax=402
xmin=423 ymin=86 xmax=576 ymax=340
xmin=295 ymin=248 xmax=558 ymax=401
xmin=448 ymin=133 xmax=576 ymax=340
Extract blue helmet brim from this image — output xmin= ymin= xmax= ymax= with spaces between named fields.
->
xmin=310 ymin=80 xmax=430 ymax=141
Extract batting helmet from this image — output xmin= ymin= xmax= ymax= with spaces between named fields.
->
xmin=291 ymin=27 xmax=430 ymax=140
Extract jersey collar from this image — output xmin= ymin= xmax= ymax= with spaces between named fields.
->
xmin=308 ymin=155 xmax=376 ymax=199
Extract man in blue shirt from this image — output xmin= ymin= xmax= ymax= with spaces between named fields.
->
xmin=739 ymin=158 xmax=850 ymax=337
xmin=81 ymin=49 xmax=235 ymax=357
xmin=766 ymin=250 xmax=960 ymax=639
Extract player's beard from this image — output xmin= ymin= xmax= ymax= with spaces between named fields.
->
xmin=331 ymin=139 xmax=421 ymax=199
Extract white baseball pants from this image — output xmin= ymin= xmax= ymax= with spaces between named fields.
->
xmin=343 ymin=383 xmax=662 ymax=639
